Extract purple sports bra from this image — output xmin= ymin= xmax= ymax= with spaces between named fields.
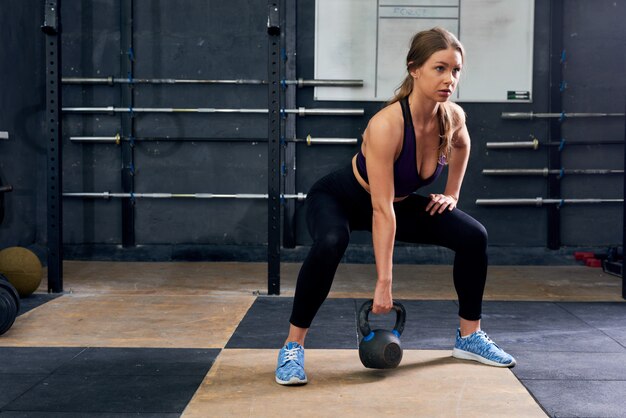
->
xmin=356 ymin=96 xmax=445 ymax=197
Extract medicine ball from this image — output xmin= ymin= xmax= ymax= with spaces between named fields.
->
xmin=0 ymin=247 xmax=43 ymax=298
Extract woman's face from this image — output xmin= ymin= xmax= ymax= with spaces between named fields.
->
xmin=411 ymin=47 xmax=463 ymax=102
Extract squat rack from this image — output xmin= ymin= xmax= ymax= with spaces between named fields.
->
xmin=43 ymin=1 xmax=363 ymax=295
xmin=42 ymin=0 xmax=63 ymax=293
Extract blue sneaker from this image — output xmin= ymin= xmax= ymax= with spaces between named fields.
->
xmin=275 ymin=342 xmax=308 ymax=385
xmin=452 ymin=329 xmax=516 ymax=368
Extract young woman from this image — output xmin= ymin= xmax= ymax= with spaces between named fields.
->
xmin=276 ymin=27 xmax=515 ymax=385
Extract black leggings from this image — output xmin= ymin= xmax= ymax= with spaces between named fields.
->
xmin=289 ymin=164 xmax=488 ymax=328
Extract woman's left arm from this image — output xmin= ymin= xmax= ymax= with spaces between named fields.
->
xmin=426 ymin=115 xmax=470 ymax=215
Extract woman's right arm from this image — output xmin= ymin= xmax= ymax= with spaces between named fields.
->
xmin=363 ymin=114 xmax=402 ymax=314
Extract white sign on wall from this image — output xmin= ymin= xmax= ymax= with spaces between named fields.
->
xmin=314 ymin=0 xmax=534 ymax=102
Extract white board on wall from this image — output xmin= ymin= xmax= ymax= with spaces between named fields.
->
xmin=314 ymin=0 xmax=534 ymax=103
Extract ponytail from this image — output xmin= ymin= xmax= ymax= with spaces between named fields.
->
xmin=437 ymin=102 xmax=455 ymax=161
xmin=387 ymin=74 xmax=414 ymax=107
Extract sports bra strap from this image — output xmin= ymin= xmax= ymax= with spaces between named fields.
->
xmin=401 ymin=96 xmax=444 ymax=143
xmin=399 ymin=97 xmax=413 ymax=132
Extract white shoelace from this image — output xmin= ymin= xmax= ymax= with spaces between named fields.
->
xmin=477 ymin=331 xmax=501 ymax=349
xmin=477 ymin=330 xmax=492 ymax=342
xmin=283 ymin=347 xmax=300 ymax=362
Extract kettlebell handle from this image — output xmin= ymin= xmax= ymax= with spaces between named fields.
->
xmin=358 ymin=299 xmax=406 ymax=338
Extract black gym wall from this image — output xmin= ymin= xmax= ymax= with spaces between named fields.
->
xmin=0 ymin=1 xmax=47 ymax=257
xmin=0 ymin=1 xmax=624 ymax=264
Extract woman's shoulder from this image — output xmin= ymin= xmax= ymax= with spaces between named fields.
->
xmin=368 ymin=101 xmax=403 ymax=132
xmin=362 ymin=101 xmax=404 ymax=149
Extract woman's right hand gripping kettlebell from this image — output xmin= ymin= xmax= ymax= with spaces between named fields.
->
xmin=372 ymin=278 xmax=393 ymax=314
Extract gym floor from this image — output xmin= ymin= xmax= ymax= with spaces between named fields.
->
xmin=0 ymin=261 xmax=624 ymax=417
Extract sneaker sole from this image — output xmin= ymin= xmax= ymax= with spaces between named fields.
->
xmin=275 ymin=375 xmax=308 ymax=386
xmin=452 ymin=348 xmax=516 ymax=368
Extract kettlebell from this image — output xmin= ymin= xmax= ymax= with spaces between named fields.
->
xmin=358 ymin=299 xmax=406 ymax=369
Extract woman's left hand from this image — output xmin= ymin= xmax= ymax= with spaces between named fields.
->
xmin=425 ymin=194 xmax=457 ymax=215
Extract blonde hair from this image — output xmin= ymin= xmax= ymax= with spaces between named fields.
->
xmin=388 ymin=27 xmax=465 ymax=160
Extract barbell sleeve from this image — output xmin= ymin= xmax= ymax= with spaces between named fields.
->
xmin=0 ymin=185 xmax=13 ymax=193
xmin=304 ymin=135 xmax=358 ymax=145
xmin=290 ymin=78 xmax=363 ymax=87
xmin=291 ymin=107 xmax=364 ymax=116
xmin=486 ymin=139 xmax=540 ymax=150
xmin=487 ymin=139 xmax=624 ymax=149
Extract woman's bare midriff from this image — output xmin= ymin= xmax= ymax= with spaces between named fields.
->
xmin=351 ymin=155 xmax=408 ymax=202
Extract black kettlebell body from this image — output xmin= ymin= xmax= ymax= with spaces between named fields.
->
xmin=358 ymin=299 xmax=406 ymax=369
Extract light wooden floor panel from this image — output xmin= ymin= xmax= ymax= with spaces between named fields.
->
xmin=0 ymin=294 xmax=254 ymax=348
xmin=182 ymin=349 xmax=547 ymax=418
xmin=47 ymin=261 xmax=623 ymax=301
